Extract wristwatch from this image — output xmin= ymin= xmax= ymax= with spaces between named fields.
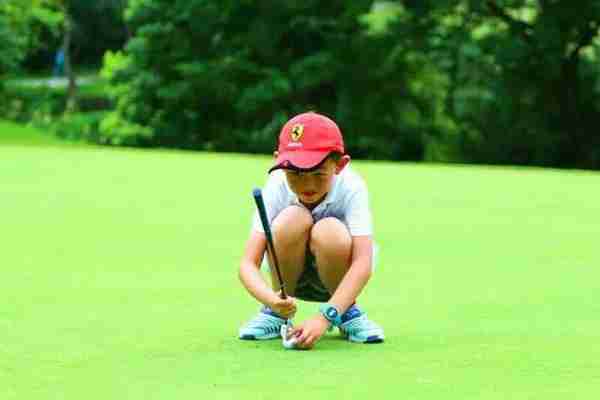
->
xmin=319 ymin=303 xmax=342 ymax=327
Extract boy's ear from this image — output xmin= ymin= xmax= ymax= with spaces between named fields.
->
xmin=335 ymin=155 xmax=351 ymax=174
xmin=273 ymin=151 xmax=279 ymax=158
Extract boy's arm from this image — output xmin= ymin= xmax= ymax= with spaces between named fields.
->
xmin=291 ymin=235 xmax=372 ymax=348
xmin=238 ymin=230 xmax=296 ymax=318
xmin=328 ymin=235 xmax=373 ymax=313
xmin=329 ymin=182 xmax=375 ymax=314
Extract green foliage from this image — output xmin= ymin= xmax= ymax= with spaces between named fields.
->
xmin=66 ymin=0 xmax=128 ymax=66
xmin=0 ymin=0 xmax=64 ymax=76
xmin=98 ymin=50 xmax=154 ymax=146
xmin=394 ymin=0 xmax=600 ymax=168
xmin=20 ymin=0 xmax=128 ymax=71
xmin=8 ymin=0 xmax=600 ymax=169
xmin=1 ymin=77 xmax=110 ymax=119
xmin=0 ymin=84 xmax=64 ymax=122
xmin=0 ymin=2 xmax=31 ymax=75
xmin=1 ymin=74 xmax=113 ymax=146
xmin=50 ymin=110 xmax=109 ymax=142
xmin=100 ymin=0 xmax=460 ymax=160
xmin=0 ymin=16 xmax=25 ymax=75
xmin=98 ymin=111 xmax=153 ymax=146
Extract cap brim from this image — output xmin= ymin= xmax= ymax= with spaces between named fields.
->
xmin=269 ymin=150 xmax=330 ymax=173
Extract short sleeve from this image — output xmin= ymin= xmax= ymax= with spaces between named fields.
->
xmin=344 ymin=184 xmax=373 ymax=236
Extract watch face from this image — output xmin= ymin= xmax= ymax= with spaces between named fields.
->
xmin=326 ymin=307 xmax=338 ymax=319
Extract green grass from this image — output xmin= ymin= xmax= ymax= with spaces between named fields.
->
xmin=0 ymin=120 xmax=64 ymax=146
xmin=1 ymin=142 xmax=599 ymax=399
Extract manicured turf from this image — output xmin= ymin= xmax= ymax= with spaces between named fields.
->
xmin=0 ymin=120 xmax=65 ymax=147
xmin=2 ymin=138 xmax=599 ymax=399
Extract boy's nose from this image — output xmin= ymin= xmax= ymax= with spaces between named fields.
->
xmin=301 ymin=181 xmax=318 ymax=190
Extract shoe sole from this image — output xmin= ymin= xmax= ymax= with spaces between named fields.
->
xmin=365 ymin=336 xmax=384 ymax=343
xmin=342 ymin=332 xmax=385 ymax=344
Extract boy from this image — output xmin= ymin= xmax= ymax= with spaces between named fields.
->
xmin=238 ymin=111 xmax=384 ymax=349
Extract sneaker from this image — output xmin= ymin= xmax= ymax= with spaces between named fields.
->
xmin=239 ymin=306 xmax=286 ymax=340
xmin=338 ymin=305 xmax=384 ymax=343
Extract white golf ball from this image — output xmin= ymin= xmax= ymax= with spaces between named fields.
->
xmin=280 ymin=324 xmax=298 ymax=349
xmin=282 ymin=336 xmax=298 ymax=349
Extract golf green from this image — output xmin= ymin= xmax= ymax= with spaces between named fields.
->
xmin=2 ymin=143 xmax=599 ymax=399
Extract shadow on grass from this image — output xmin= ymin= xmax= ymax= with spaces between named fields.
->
xmin=235 ymin=331 xmax=385 ymax=353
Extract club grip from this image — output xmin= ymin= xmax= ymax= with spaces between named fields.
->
xmin=252 ymin=188 xmax=273 ymax=240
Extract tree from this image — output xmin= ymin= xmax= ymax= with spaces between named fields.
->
xmin=0 ymin=1 xmax=62 ymax=79
xmin=394 ymin=0 xmax=600 ymax=168
xmin=99 ymin=0 xmax=452 ymax=161
xmin=100 ymin=0 xmax=600 ymax=169
xmin=0 ymin=6 xmax=26 ymax=77
xmin=100 ymin=0 xmax=379 ymax=150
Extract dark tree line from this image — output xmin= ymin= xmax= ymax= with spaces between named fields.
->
xmin=4 ymin=1 xmax=600 ymax=169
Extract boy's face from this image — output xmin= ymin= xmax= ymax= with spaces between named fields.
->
xmin=283 ymin=157 xmax=349 ymax=208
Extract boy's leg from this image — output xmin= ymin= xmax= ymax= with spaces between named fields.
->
xmin=269 ymin=205 xmax=313 ymax=296
xmin=309 ymin=217 xmax=384 ymax=343
xmin=309 ymin=217 xmax=352 ymax=293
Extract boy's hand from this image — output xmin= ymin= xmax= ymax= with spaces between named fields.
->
xmin=288 ymin=314 xmax=330 ymax=349
xmin=269 ymin=294 xmax=297 ymax=319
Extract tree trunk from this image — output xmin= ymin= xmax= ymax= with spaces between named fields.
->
xmin=63 ymin=15 xmax=78 ymax=112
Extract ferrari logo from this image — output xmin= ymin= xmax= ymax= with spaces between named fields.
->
xmin=291 ymin=124 xmax=304 ymax=142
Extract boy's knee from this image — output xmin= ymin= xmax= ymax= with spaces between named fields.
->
xmin=272 ymin=205 xmax=313 ymax=242
xmin=310 ymin=217 xmax=351 ymax=254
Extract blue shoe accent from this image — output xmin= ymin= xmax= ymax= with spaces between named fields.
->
xmin=366 ymin=335 xmax=384 ymax=343
xmin=338 ymin=305 xmax=384 ymax=343
xmin=260 ymin=305 xmax=284 ymax=319
xmin=340 ymin=304 xmax=362 ymax=323
xmin=239 ymin=307 xmax=286 ymax=340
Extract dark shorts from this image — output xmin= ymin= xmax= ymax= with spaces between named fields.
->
xmin=294 ymin=253 xmax=330 ymax=302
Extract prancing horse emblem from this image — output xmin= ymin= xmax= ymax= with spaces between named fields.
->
xmin=291 ymin=124 xmax=304 ymax=142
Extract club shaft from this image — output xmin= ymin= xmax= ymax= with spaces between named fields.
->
xmin=252 ymin=189 xmax=287 ymax=299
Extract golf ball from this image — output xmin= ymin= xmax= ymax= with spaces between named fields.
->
xmin=282 ymin=336 xmax=298 ymax=349
xmin=280 ymin=324 xmax=298 ymax=349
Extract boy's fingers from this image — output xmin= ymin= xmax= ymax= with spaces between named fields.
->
xmin=289 ymin=326 xmax=303 ymax=339
xmin=303 ymin=337 xmax=314 ymax=348
xmin=297 ymin=329 xmax=311 ymax=346
xmin=298 ymin=335 xmax=314 ymax=349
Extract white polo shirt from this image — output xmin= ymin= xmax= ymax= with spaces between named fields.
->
xmin=252 ymin=165 xmax=373 ymax=237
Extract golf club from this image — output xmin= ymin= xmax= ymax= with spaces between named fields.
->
xmin=252 ymin=188 xmax=297 ymax=349
xmin=252 ymin=188 xmax=287 ymax=298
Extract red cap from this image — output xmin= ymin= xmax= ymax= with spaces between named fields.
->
xmin=269 ymin=112 xmax=345 ymax=173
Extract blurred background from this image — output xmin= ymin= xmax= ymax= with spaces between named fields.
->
xmin=2 ymin=0 xmax=600 ymax=170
